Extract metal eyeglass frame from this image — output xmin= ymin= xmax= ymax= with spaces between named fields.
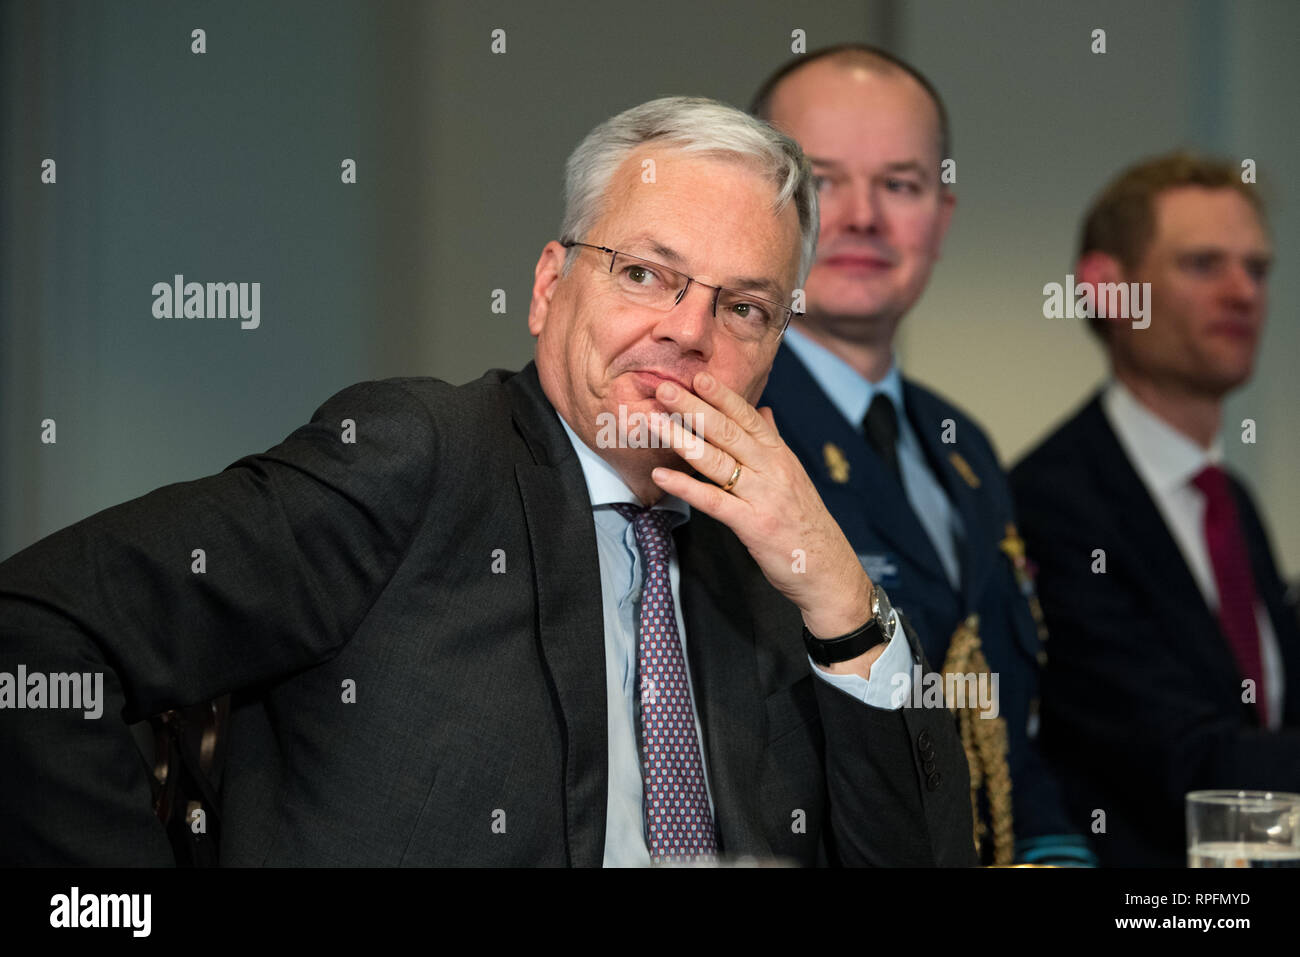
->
xmin=560 ymin=240 xmax=798 ymax=341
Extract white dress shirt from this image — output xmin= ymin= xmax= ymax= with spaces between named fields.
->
xmin=1101 ymin=380 xmax=1284 ymax=728
xmin=553 ymin=413 xmax=912 ymax=865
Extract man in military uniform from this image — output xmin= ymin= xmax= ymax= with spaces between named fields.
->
xmin=752 ymin=44 xmax=1091 ymax=865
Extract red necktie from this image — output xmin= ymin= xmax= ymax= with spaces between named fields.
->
xmin=1192 ymin=465 xmax=1266 ymax=724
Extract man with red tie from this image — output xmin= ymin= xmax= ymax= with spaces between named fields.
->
xmin=1011 ymin=153 xmax=1300 ymax=866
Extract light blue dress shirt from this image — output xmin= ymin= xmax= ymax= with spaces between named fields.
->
xmin=554 ymin=412 xmax=911 ymax=866
xmin=783 ymin=327 xmax=965 ymax=591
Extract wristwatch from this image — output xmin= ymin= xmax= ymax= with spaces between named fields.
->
xmin=803 ymin=583 xmax=896 ymax=666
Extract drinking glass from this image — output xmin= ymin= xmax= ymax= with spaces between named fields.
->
xmin=1186 ymin=790 xmax=1300 ymax=867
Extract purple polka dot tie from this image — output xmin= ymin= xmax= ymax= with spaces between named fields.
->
xmin=613 ymin=503 xmax=718 ymax=862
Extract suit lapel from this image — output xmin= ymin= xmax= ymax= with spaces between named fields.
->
xmin=507 ymin=364 xmax=609 ymax=867
xmin=1081 ymin=396 xmax=1211 ymax=610
xmin=768 ymin=345 xmax=950 ymax=588
xmin=675 ymin=514 xmax=773 ymax=857
xmin=1079 ymin=396 xmax=1244 ymax=679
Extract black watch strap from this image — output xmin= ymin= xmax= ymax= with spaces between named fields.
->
xmin=803 ymin=617 xmax=889 ymax=666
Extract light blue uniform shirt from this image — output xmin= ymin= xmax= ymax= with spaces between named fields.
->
xmin=783 ymin=327 xmax=965 ymax=591
xmin=554 ymin=412 xmax=911 ymax=866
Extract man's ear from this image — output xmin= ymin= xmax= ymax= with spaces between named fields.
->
xmin=1076 ymin=250 xmax=1128 ymax=344
xmin=1075 ymin=249 xmax=1125 ymax=290
xmin=527 ymin=241 xmax=568 ymax=337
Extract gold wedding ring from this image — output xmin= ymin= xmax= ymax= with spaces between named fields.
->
xmin=721 ymin=464 xmax=742 ymax=493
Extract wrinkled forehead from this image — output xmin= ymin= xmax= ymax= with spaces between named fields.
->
xmin=591 ymin=146 xmax=803 ymax=290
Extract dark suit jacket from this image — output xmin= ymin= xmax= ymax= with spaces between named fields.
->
xmin=0 ymin=362 xmax=977 ymax=866
xmin=1010 ymin=393 xmax=1300 ymax=866
xmin=762 ymin=344 xmax=1079 ymax=853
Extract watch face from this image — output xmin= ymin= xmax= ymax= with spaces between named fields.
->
xmin=874 ymin=585 xmax=895 ymax=638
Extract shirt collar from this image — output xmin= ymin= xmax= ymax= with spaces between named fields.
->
xmin=1102 ymin=378 xmax=1223 ymax=494
xmin=783 ymin=325 xmax=905 ymax=427
xmin=555 ymin=411 xmax=690 ymax=519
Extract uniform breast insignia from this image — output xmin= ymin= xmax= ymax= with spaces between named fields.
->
xmin=1000 ymin=522 xmax=1050 ymax=658
xmin=823 ymin=442 xmax=850 ymax=484
xmin=948 ymin=451 xmax=981 ymax=489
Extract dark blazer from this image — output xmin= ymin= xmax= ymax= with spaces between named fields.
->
xmin=1010 ymin=393 xmax=1300 ymax=866
xmin=0 ymin=362 xmax=977 ymax=866
xmin=762 ymin=344 xmax=1080 ymax=854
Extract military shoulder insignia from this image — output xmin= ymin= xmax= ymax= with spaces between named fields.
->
xmin=948 ymin=451 xmax=981 ymax=488
xmin=823 ymin=442 xmax=850 ymax=484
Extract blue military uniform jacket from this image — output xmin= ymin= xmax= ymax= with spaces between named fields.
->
xmin=762 ymin=342 xmax=1086 ymax=863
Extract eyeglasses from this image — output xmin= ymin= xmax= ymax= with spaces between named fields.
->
xmin=561 ymin=240 xmax=798 ymax=343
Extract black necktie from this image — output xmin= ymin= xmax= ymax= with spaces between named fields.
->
xmin=863 ymin=393 xmax=901 ymax=484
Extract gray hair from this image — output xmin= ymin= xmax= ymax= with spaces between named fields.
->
xmin=559 ymin=95 xmax=819 ymax=291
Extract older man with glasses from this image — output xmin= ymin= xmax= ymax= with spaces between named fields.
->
xmin=1 ymin=96 xmax=976 ymax=867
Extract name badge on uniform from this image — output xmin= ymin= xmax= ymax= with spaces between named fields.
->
xmin=858 ymin=552 xmax=901 ymax=588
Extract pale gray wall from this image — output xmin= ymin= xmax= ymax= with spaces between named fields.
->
xmin=2 ymin=0 xmax=397 ymax=551
xmin=3 ymin=0 xmax=1296 ymax=576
